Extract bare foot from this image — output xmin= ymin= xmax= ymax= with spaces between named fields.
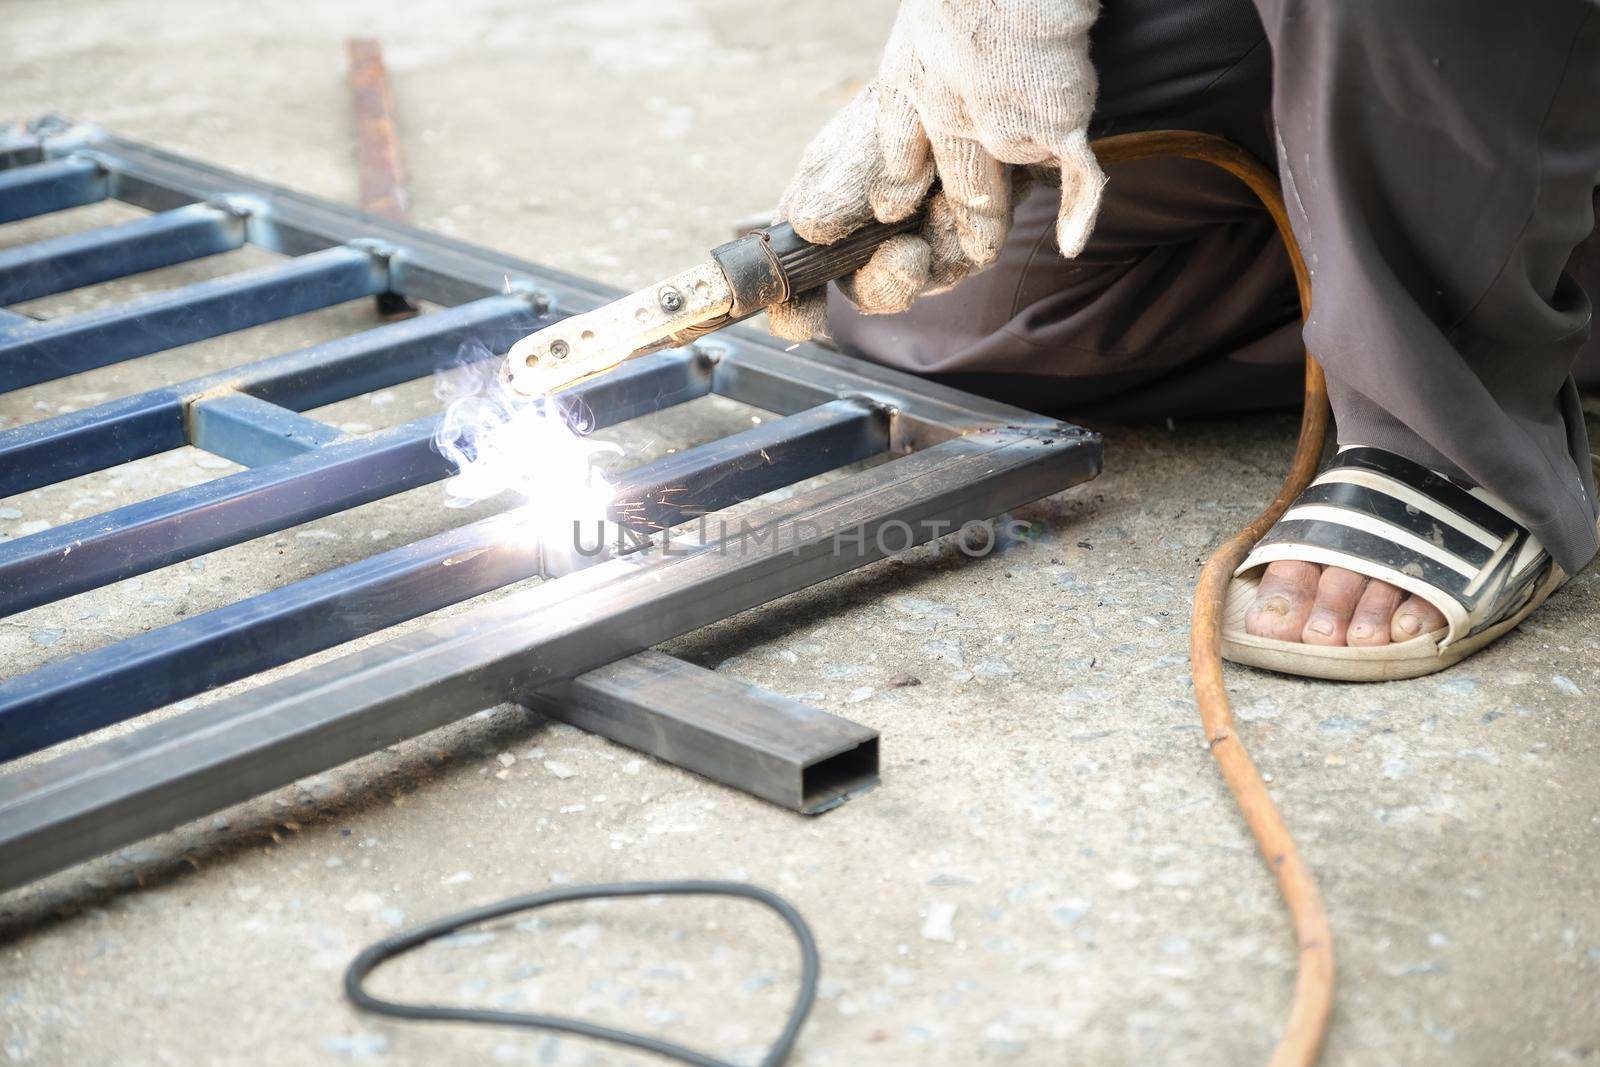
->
xmin=1244 ymin=560 xmax=1448 ymax=645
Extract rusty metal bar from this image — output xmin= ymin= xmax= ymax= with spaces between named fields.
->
xmin=346 ymin=38 xmax=409 ymax=222
xmin=346 ymin=37 xmax=419 ymax=320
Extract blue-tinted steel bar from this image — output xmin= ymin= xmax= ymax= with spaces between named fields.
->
xmin=599 ymin=398 xmax=885 ymax=530
xmin=0 ymin=390 xmax=185 ymax=498
xmin=189 ymin=391 xmax=344 ymax=466
xmin=238 ymin=294 xmax=537 ymax=410
xmin=0 ymin=347 xmax=712 ymax=617
xmin=0 ymin=156 xmax=106 ymax=224
xmin=0 ymin=419 xmax=441 ymax=618
xmin=0 ymin=308 xmax=32 ymax=330
xmin=0 ymin=244 xmax=387 ymax=392
xmin=0 ymin=202 xmax=245 ymax=305
xmin=0 ymin=400 xmax=888 ymax=759
xmin=0 ymin=295 xmax=539 ymax=497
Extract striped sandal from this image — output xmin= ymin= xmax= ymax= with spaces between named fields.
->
xmin=1221 ymin=445 xmax=1577 ymax=681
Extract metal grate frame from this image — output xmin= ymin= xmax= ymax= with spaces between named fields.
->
xmin=0 ymin=116 xmax=1102 ymax=892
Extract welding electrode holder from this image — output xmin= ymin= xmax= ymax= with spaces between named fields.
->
xmin=648 ymin=212 xmax=926 ymax=352
xmin=709 ymin=212 xmax=927 ymax=319
xmin=504 ymin=198 xmax=933 ymax=394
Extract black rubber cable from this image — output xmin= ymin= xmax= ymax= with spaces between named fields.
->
xmin=344 ymin=880 xmax=819 ymax=1067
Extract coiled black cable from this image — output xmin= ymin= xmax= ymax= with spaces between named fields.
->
xmin=344 ymin=880 xmax=819 ymax=1067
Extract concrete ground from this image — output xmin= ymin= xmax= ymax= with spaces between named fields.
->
xmin=2 ymin=1 xmax=1598 ymax=1064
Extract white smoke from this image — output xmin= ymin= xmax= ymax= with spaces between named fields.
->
xmin=431 ymin=344 xmax=620 ymax=539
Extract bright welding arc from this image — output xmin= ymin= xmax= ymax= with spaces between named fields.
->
xmin=432 ymin=344 xmax=621 ymax=547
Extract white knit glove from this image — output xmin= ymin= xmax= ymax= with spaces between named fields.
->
xmin=769 ymin=0 xmax=1104 ymax=341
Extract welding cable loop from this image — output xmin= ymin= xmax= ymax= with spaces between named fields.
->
xmin=1090 ymin=130 xmax=1335 ymax=1067
xmin=345 ymin=880 xmax=820 ymax=1067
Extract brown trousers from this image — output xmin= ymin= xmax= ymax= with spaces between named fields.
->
xmin=828 ymin=0 xmax=1600 ymax=573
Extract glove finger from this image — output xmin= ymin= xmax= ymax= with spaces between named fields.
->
xmin=767 ymin=289 xmax=831 ymax=342
xmin=777 ymin=89 xmax=882 ymax=246
xmin=837 ymin=233 xmax=932 ymax=315
xmin=1050 ymin=129 xmax=1106 ymax=257
xmin=930 ymin=134 xmax=1011 ymax=268
xmin=868 ymin=86 xmax=934 ymax=223
xmin=920 ymin=192 xmax=972 ymax=292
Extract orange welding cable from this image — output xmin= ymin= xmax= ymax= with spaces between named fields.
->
xmin=1088 ymin=131 xmax=1335 ymax=1067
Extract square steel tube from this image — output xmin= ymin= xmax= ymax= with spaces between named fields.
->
xmin=188 ymin=392 xmax=345 ymax=466
xmin=0 ymin=419 xmax=443 ymax=616
xmin=0 ymin=422 xmax=1097 ymax=890
xmin=0 ymin=295 xmax=538 ymax=496
xmin=0 ymin=392 xmax=185 ymax=498
xmin=238 ymin=296 xmax=541 ymax=411
xmin=0 ymin=244 xmax=388 ymax=392
xmin=0 ymin=156 xmax=105 ymax=224
xmin=527 ymin=650 xmax=879 ymax=814
xmin=0 ymin=399 xmax=889 ymax=760
xmin=0 ymin=202 xmax=245 ymax=305
xmin=0 ymin=348 xmax=712 ymax=617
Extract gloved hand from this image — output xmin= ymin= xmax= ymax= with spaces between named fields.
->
xmin=768 ymin=0 xmax=1105 ymax=341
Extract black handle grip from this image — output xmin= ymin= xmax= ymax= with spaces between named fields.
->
xmin=709 ymin=210 xmax=926 ymax=317
xmin=765 ymin=214 xmax=925 ymax=294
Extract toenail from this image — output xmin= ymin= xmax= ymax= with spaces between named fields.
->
xmin=1258 ymin=596 xmax=1291 ymax=617
xmin=1349 ymin=622 xmax=1372 ymax=639
xmin=1397 ymin=614 xmax=1421 ymax=635
xmin=1306 ymin=615 xmax=1334 ymax=636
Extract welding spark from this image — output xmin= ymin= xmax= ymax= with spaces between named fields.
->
xmin=432 ymin=344 xmax=620 ymax=549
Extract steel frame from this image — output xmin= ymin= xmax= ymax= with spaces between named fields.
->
xmin=0 ymin=117 xmax=1101 ymax=892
